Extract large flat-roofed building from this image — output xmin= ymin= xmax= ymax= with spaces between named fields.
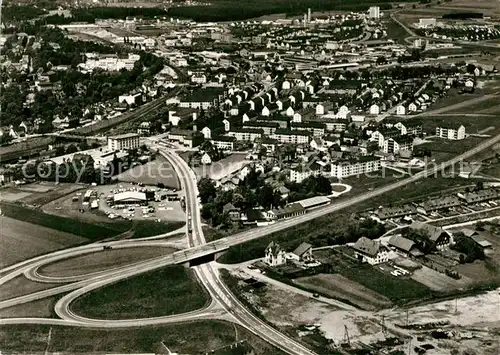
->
xmin=113 ymin=191 xmax=147 ymax=205
xmin=108 ymin=133 xmax=141 ymax=151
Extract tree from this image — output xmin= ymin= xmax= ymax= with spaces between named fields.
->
xmin=198 ymin=177 xmax=217 ymax=204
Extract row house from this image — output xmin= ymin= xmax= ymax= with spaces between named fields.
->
xmin=416 ymin=196 xmax=461 ymax=215
xmin=457 ymin=188 xmax=500 ymax=204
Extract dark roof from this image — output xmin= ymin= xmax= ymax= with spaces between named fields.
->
xmin=352 ymin=237 xmax=384 ymax=257
xmin=410 ymin=221 xmax=449 ymax=242
xmin=293 ymin=242 xmax=312 ymax=257
xmin=389 ymin=235 xmax=416 ymax=252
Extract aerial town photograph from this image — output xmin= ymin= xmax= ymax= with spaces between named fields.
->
xmin=0 ymin=0 xmax=499 ymax=354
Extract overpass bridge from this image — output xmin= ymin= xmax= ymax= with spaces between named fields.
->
xmin=172 ymin=237 xmax=231 ymax=267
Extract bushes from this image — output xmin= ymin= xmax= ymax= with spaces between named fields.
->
xmin=451 ymin=233 xmax=485 ymax=263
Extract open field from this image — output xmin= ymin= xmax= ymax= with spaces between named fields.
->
xmin=0 ymin=182 xmax=84 ymax=205
xmin=37 ymin=246 xmax=176 ymax=278
xmin=0 ymin=202 xmax=131 ymax=240
xmin=0 ymin=296 xmax=59 ymax=319
xmin=294 ymin=273 xmax=391 ymax=310
xmin=0 ymin=321 xmax=286 ymax=354
xmin=384 ymin=17 xmax=410 ymax=44
xmin=0 ymin=275 xmax=60 ymax=301
xmin=114 ymin=155 xmax=180 ymax=189
xmin=411 ymin=265 xmax=469 ymax=291
xmin=337 ymin=263 xmax=433 ymax=304
xmin=0 ymin=216 xmax=88 ymax=268
xmin=71 ymin=265 xmax=208 ymax=319
xmin=417 ymin=137 xmax=490 ymax=163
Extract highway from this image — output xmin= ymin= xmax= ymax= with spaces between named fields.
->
xmin=161 ymin=149 xmax=318 ymax=355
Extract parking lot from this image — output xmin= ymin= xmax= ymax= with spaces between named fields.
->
xmin=64 ymin=182 xmax=186 ymax=223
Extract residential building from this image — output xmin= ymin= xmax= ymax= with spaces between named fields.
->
xmin=383 ymin=135 xmax=414 ymax=154
xmin=265 ymin=241 xmax=287 ymax=266
xmin=107 ymin=133 xmax=140 ymax=151
xmin=271 ymin=129 xmax=310 ymax=144
xmin=228 ymin=128 xmax=263 ymax=142
xmin=351 ymin=237 xmax=389 ymax=265
xmin=388 ymin=235 xmax=423 ymax=257
xmin=457 ymin=188 xmax=500 ymax=204
xmin=211 ymin=136 xmax=236 ymax=150
xmin=409 ymin=221 xmax=451 ymax=250
xmin=416 ymin=196 xmax=461 ymax=215
xmin=369 ymin=6 xmax=380 ymax=19
xmin=330 ymin=156 xmax=381 ymax=179
xmin=436 ymin=125 xmax=465 ymax=140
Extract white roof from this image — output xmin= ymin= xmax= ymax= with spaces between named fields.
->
xmin=295 ymin=195 xmax=331 ymax=209
xmin=114 ymin=191 xmax=146 ymax=202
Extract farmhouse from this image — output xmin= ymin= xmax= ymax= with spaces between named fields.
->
xmin=351 ymin=237 xmax=389 ymax=265
xmin=388 ymin=235 xmax=423 ymax=257
xmin=409 ymin=221 xmax=451 ymax=250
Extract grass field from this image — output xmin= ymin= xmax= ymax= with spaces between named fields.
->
xmin=337 ymin=264 xmax=433 ymax=304
xmin=0 ymin=216 xmax=88 ymax=268
xmin=0 ymin=296 xmax=59 ymax=319
xmin=37 ymin=247 xmax=176 ymax=278
xmin=71 ymin=265 xmax=208 ymax=319
xmin=0 ymin=276 xmax=60 ymax=302
xmin=294 ymin=273 xmax=391 ymax=310
xmin=0 ymin=202 xmax=131 ymax=240
xmin=384 ymin=18 xmax=410 ymax=44
xmin=130 ymin=220 xmax=185 ymax=238
xmin=0 ymin=321 xmax=286 ymax=354
xmin=114 ymin=155 xmax=180 ymax=189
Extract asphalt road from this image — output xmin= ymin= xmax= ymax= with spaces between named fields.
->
xmin=1 ymin=133 xmax=499 ymax=353
xmin=161 ymin=149 xmax=318 ymax=355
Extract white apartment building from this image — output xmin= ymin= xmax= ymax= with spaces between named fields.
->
xmin=228 ymin=128 xmax=263 ymax=142
xmin=436 ymin=125 xmax=465 ymax=140
xmin=107 ymin=133 xmax=141 ymax=151
xmin=271 ymin=130 xmax=310 ymax=144
xmin=330 ymin=157 xmax=381 ymax=179
xmin=383 ymin=136 xmax=414 ymax=154
xmin=369 ymin=6 xmax=380 ymax=19
xmin=78 ymin=53 xmax=140 ymax=72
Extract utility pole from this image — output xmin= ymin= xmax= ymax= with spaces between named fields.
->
xmin=381 ymin=315 xmax=387 ymax=336
xmin=343 ymin=324 xmax=351 ymax=347
xmin=455 ymin=298 xmax=458 ymax=314
xmin=406 ymin=309 xmax=409 ymax=326
xmin=407 ymin=338 xmax=412 ymax=355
